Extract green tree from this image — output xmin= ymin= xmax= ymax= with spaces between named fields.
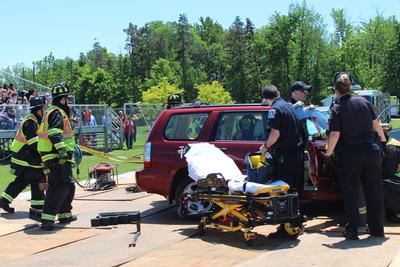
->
xmin=382 ymin=20 xmax=400 ymax=95
xmin=224 ymin=16 xmax=249 ymax=103
xmin=194 ymin=17 xmax=225 ymax=83
xmin=144 ymin=58 xmax=180 ymax=89
xmin=142 ymin=77 xmax=183 ymax=103
xmin=175 ymin=14 xmax=195 ymax=101
xmin=196 ymin=81 xmax=234 ymax=104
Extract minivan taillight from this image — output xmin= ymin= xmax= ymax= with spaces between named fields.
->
xmin=144 ymin=142 xmax=151 ymax=168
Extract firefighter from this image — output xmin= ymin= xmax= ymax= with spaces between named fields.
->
xmin=260 ymin=84 xmax=305 ymax=238
xmin=166 ymin=94 xmax=183 ymax=109
xmin=0 ymin=96 xmax=45 ymax=216
xmin=325 ymin=72 xmax=386 ymax=240
xmin=38 ymin=83 xmax=76 ymax=230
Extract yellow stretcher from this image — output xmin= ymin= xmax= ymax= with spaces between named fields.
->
xmin=193 ymin=173 xmax=303 ymax=246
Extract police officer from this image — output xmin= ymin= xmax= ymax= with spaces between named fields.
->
xmin=289 ymin=81 xmax=312 ymax=122
xmin=260 ymin=84 xmax=305 ymax=238
xmin=325 ymin=72 xmax=386 ymax=240
xmin=38 ymin=83 xmax=76 ymax=230
xmin=0 ymin=97 xmax=45 ymax=215
xmin=166 ymin=94 xmax=183 ymax=109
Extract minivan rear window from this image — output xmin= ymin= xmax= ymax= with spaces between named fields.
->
xmin=165 ymin=113 xmax=209 ymax=140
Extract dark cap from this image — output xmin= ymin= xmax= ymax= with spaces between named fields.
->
xmin=291 ymin=81 xmax=312 ymax=92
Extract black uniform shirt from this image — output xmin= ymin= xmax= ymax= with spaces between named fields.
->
xmin=329 ymin=94 xmax=376 ymax=138
xmin=267 ymin=97 xmax=304 ymax=149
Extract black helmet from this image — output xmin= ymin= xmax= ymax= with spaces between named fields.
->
xmin=52 ymin=83 xmax=71 ymax=99
xmin=167 ymin=94 xmax=182 ymax=104
xmin=29 ymin=96 xmax=44 ymax=110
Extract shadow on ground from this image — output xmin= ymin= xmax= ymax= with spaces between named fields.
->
xmin=0 ymin=211 xmax=29 ymax=220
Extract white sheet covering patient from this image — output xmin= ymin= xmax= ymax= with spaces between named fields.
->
xmin=184 ymin=143 xmax=286 ymax=194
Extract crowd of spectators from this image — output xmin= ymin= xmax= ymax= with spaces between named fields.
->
xmin=0 ymin=83 xmax=44 ymax=130
xmin=0 ymin=84 xmax=139 ymax=150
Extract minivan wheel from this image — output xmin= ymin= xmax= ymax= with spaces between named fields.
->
xmin=175 ymin=177 xmax=214 ymax=219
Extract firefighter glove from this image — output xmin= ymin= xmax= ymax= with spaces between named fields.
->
xmin=58 ymin=149 xmax=69 ymax=165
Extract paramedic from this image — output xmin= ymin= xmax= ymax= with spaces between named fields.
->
xmin=325 ymin=72 xmax=386 ymax=240
xmin=260 ymin=84 xmax=305 ymax=197
xmin=260 ymin=84 xmax=305 ymax=239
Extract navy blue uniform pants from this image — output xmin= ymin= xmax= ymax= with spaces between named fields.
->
xmin=339 ymin=143 xmax=385 ymax=234
xmin=272 ymin=149 xmax=304 ymax=197
xmin=272 ymin=148 xmax=304 ymax=228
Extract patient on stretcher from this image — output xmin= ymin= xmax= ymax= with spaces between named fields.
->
xmin=184 ymin=143 xmax=289 ymax=195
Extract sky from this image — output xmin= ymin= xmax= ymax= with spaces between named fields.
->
xmin=1 ymin=0 xmax=400 ymax=68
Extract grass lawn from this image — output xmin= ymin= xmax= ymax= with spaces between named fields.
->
xmin=0 ymin=126 xmax=150 ymax=192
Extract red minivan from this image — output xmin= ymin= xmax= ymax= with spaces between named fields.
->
xmin=136 ymin=103 xmax=340 ymax=217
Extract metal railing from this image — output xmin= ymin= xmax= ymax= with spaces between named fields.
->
xmin=123 ymin=103 xmax=164 ymax=130
xmin=0 ymin=104 xmax=125 ymax=160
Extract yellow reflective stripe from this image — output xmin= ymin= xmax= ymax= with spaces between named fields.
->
xmin=48 ymin=128 xmax=63 ymax=136
xmin=31 ymin=199 xmax=44 ymax=205
xmin=41 ymin=154 xmax=58 ymax=162
xmin=387 ymin=138 xmax=400 ymax=147
xmin=11 ymin=157 xmax=43 ymax=168
xmin=27 ymin=136 xmax=38 ymax=145
xmin=58 ymin=212 xmax=72 ymax=219
xmin=63 ymin=134 xmax=74 ymax=139
xmin=359 ymin=206 xmax=367 ymax=215
xmin=1 ymin=192 xmax=13 ymax=202
xmin=41 ymin=213 xmax=56 ymax=221
xmin=54 ymin=142 xmax=66 ymax=150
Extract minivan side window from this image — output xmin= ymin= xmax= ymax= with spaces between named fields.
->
xmin=165 ymin=113 xmax=209 ymax=140
xmin=214 ymin=112 xmax=267 ymax=141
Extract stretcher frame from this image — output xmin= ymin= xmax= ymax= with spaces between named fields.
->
xmin=191 ymin=174 xmax=303 ymax=246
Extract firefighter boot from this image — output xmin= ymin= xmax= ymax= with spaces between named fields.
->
xmin=0 ymin=198 xmax=15 ymax=213
xmin=29 ymin=208 xmax=42 ymax=222
xmin=59 ymin=215 xmax=77 ymax=224
xmin=40 ymin=220 xmax=54 ymax=231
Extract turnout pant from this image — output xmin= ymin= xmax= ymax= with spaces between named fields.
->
xmin=339 ymin=143 xmax=385 ymax=234
xmin=41 ymin=160 xmax=75 ymax=222
xmin=1 ymin=166 xmax=45 ymax=209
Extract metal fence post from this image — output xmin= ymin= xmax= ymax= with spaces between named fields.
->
xmin=104 ymin=125 xmax=109 ymax=153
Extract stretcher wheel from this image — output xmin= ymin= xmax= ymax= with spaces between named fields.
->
xmin=244 ymin=231 xmax=256 ymax=247
xmin=288 ymin=233 xmax=299 ymax=240
xmin=284 ymin=222 xmax=303 ymax=240
xmin=198 ymin=222 xmax=206 ymax=236
xmin=246 ymin=239 xmax=254 ymax=247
